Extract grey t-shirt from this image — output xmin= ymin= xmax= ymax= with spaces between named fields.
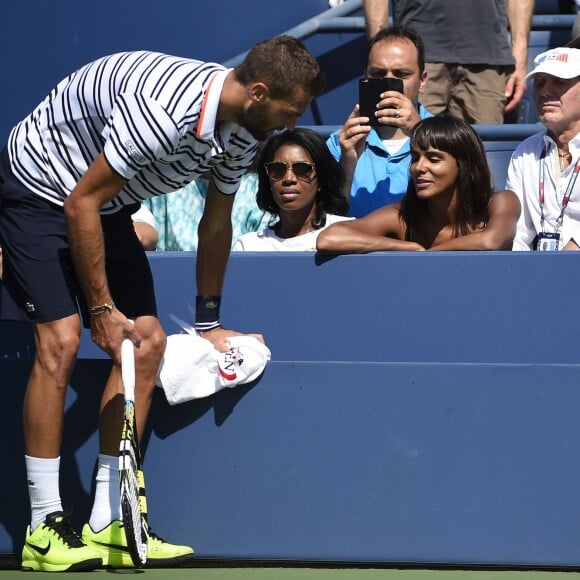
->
xmin=393 ymin=0 xmax=515 ymax=66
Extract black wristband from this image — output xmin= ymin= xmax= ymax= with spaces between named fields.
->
xmin=195 ymin=295 xmax=222 ymax=332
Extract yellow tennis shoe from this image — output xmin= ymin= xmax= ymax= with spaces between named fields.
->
xmin=82 ymin=520 xmax=194 ymax=568
xmin=22 ymin=511 xmax=102 ymax=572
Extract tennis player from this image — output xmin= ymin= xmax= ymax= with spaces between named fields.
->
xmin=0 ymin=36 xmax=324 ymax=571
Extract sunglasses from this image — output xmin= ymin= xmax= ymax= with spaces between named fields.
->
xmin=264 ymin=161 xmax=316 ymax=181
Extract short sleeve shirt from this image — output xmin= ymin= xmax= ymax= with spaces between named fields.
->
xmin=8 ymin=51 xmax=258 ymax=213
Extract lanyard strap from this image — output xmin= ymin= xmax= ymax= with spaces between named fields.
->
xmin=538 ymin=146 xmax=580 ymax=233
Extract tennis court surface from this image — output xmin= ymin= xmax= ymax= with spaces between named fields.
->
xmin=2 ymin=565 xmax=580 ymax=579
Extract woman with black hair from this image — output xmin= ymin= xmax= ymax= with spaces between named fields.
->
xmin=317 ymin=115 xmax=520 ymax=253
xmin=234 ymin=128 xmax=352 ymax=251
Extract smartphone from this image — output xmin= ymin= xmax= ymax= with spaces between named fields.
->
xmin=358 ymin=78 xmax=404 ymax=126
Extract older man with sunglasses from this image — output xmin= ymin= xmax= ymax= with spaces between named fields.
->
xmin=507 ymin=46 xmax=580 ymax=251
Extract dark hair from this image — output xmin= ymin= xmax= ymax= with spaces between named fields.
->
xmin=365 ymin=26 xmax=426 ymax=75
xmin=235 ymin=36 xmax=325 ymax=100
xmin=256 ymin=128 xmax=348 ymax=228
xmin=400 ymin=115 xmax=494 ymax=236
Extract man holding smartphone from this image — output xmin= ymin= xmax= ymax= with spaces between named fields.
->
xmin=326 ymin=26 xmax=432 ymax=218
xmin=363 ymin=0 xmax=534 ymax=124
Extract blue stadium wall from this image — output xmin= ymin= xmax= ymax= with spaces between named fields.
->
xmin=2 ymin=252 xmax=580 ymax=567
xmin=0 ymin=0 xmax=333 ymax=142
xmin=1 ymin=0 xmax=572 ymax=141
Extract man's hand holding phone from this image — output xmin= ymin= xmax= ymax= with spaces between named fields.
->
xmin=337 ymin=104 xmax=372 ymax=170
xmin=359 ymin=78 xmax=404 ymax=125
xmin=338 ymin=76 xmax=419 ymax=172
xmin=358 ymin=77 xmax=420 ymax=134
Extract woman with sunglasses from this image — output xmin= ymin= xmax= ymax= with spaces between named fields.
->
xmin=233 ymin=128 xmax=351 ymax=251
xmin=317 ymin=115 xmax=521 ymax=253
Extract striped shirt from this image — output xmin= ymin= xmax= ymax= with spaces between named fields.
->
xmin=7 ymin=51 xmax=258 ymax=212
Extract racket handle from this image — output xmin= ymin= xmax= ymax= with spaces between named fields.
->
xmin=121 ymin=339 xmax=136 ymax=400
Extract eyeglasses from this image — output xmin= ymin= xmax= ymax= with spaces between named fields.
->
xmin=264 ymin=161 xmax=316 ymax=181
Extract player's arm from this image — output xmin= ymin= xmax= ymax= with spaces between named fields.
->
xmin=429 ymin=189 xmax=521 ymax=251
xmin=196 ymin=177 xmax=264 ymax=351
xmin=63 ymin=153 xmax=140 ymax=360
xmin=196 ymin=178 xmax=234 ymax=297
xmin=316 ymin=203 xmax=425 ymax=253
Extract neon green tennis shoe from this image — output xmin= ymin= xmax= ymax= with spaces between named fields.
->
xmin=82 ymin=520 xmax=194 ymax=568
xmin=21 ymin=511 xmax=102 ymax=572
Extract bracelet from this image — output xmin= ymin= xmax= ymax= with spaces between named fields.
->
xmin=195 ymin=295 xmax=221 ymax=332
xmin=88 ymin=301 xmax=115 ymax=316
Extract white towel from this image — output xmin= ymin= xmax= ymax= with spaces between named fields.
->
xmin=156 ymin=316 xmax=271 ymax=405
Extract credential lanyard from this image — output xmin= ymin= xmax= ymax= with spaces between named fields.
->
xmin=539 ymin=146 xmax=580 ymax=233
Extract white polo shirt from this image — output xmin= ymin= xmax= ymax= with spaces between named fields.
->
xmin=506 ymin=130 xmax=580 ymax=250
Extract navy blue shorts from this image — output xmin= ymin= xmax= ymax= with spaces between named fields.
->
xmin=0 ymin=148 xmax=157 ymax=327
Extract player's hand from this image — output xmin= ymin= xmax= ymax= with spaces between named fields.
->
xmin=199 ymin=326 xmax=265 ymax=353
xmin=90 ymin=308 xmax=141 ymax=364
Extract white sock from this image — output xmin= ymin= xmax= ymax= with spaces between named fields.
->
xmin=25 ymin=455 xmax=63 ymax=531
xmin=89 ymin=454 xmax=121 ymax=532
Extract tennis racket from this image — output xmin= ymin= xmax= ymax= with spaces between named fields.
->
xmin=119 ymin=338 xmax=148 ymax=567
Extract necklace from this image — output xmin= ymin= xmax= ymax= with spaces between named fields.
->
xmin=558 ymin=151 xmax=572 ymax=172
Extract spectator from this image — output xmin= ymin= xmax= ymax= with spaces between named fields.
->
xmin=327 ymin=26 xmax=432 ymax=218
xmin=508 ymin=47 xmax=580 ymax=251
xmin=363 ymin=0 xmax=534 ymax=124
xmin=0 ymin=36 xmax=323 ymax=572
xmin=234 ymin=128 xmax=351 ymax=251
xmin=317 ymin=115 xmax=520 ymax=253
xmin=573 ymin=1 xmax=580 ymax=43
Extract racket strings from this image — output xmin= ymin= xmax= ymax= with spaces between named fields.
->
xmin=119 ymin=438 xmax=138 ymax=471
xmin=120 ymin=401 xmax=148 ymax=566
xmin=121 ymin=467 xmax=148 ymax=563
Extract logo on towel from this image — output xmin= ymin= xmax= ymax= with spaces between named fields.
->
xmin=218 ymin=346 xmax=244 ymax=381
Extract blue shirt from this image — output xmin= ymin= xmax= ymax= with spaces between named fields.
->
xmin=327 ymin=104 xmax=432 ymax=218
